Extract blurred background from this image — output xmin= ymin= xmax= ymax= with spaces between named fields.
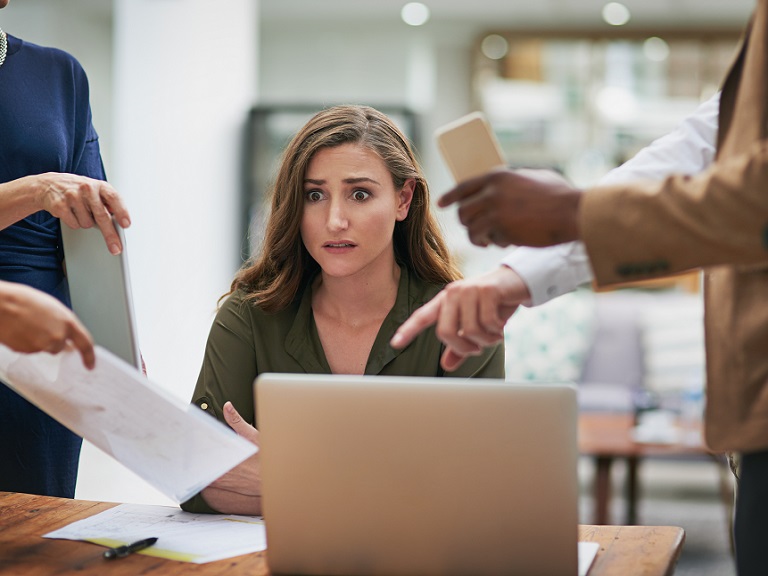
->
xmin=1 ymin=1 xmax=752 ymax=573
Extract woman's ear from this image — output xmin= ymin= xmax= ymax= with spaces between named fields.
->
xmin=396 ymin=179 xmax=416 ymax=221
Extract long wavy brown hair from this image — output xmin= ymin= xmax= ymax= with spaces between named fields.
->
xmin=232 ymin=104 xmax=461 ymax=312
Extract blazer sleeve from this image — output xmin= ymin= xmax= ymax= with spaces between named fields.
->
xmin=581 ymin=140 xmax=768 ymax=287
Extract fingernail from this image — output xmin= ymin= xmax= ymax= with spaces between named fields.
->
xmin=109 ymin=244 xmax=121 ymax=255
xmin=120 ymin=218 xmax=131 ymax=228
xmin=390 ymin=333 xmax=402 ymax=346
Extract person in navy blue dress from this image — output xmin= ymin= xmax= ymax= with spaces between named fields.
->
xmin=0 ymin=0 xmax=131 ymax=498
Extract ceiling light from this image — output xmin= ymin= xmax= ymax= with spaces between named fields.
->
xmin=602 ymin=2 xmax=631 ymax=26
xmin=401 ymin=2 xmax=430 ymax=26
xmin=481 ymin=34 xmax=509 ymax=60
xmin=643 ymin=37 xmax=670 ymax=62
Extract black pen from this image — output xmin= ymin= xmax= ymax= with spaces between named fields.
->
xmin=103 ymin=537 xmax=158 ymax=560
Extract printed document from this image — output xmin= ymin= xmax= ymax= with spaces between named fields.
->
xmin=0 ymin=345 xmax=257 ymax=503
xmin=44 ymin=503 xmax=266 ymax=563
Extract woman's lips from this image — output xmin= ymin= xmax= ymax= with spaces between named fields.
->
xmin=323 ymin=241 xmax=356 ymax=253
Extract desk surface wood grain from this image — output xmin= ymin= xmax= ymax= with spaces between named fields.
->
xmin=0 ymin=492 xmax=684 ymax=576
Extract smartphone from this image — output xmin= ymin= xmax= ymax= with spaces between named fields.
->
xmin=434 ymin=111 xmax=506 ymax=182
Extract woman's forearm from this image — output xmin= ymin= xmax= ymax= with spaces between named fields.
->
xmin=200 ymin=486 xmax=263 ymax=515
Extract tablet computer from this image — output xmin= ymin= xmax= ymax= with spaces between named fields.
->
xmin=61 ymin=221 xmax=141 ymax=370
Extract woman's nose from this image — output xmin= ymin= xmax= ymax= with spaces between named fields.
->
xmin=327 ymin=199 xmax=349 ymax=230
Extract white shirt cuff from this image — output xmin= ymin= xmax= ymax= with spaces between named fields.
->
xmin=501 ymin=243 xmax=593 ymax=307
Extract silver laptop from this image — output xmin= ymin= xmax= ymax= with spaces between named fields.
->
xmin=255 ymin=373 xmax=579 ymax=576
xmin=61 ymin=221 xmax=141 ymax=370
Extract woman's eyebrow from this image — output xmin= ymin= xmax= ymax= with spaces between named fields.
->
xmin=344 ymin=177 xmax=380 ymax=185
xmin=303 ymin=177 xmax=381 ymax=185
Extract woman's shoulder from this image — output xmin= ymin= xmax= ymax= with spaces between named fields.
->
xmin=404 ymin=268 xmax=447 ymax=306
xmin=219 ymin=288 xmax=300 ymax=325
xmin=10 ymin=35 xmax=88 ymax=81
xmin=220 ymin=289 xmax=265 ymax=317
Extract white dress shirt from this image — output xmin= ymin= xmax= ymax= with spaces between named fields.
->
xmin=501 ymin=91 xmax=721 ymax=306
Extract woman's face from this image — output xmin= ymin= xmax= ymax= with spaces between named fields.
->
xmin=300 ymin=143 xmax=413 ymax=280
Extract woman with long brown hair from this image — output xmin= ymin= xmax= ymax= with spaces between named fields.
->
xmin=183 ymin=105 xmax=504 ymax=515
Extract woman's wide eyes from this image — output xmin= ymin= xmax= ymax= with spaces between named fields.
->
xmin=305 ymin=189 xmax=370 ymax=202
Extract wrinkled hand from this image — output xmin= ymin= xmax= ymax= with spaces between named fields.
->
xmin=439 ymin=168 xmax=582 ymax=248
xmin=34 ymin=173 xmax=131 ymax=255
xmin=202 ymin=401 xmax=262 ymax=515
xmin=391 ymin=266 xmax=530 ymax=371
xmin=0 ymin=281 xmax=95 ymax=369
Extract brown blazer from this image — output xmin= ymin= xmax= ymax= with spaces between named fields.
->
xmin=580 ymin=0 xmax=768 ymax=453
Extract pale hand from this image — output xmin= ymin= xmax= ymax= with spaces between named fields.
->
xmin=201 ymin=401 xmax=263 ymax=515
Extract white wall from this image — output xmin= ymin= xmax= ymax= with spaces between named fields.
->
xmin=77 ymin=0 xmax=259 ymax=505
xmin=111 ymin=0 xmax=257 ymax=399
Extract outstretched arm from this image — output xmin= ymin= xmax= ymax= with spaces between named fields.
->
xmin=392 ymin=93 xmax=722 ymax=369
xmin=391 ymin=266 xmax=529 ymax=371
xmin=501 ymin=91 xmax=720 ymax=305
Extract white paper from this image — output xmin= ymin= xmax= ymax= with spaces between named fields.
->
xmin=579 ymin=541 xmax=600 ymax=576
xmin=44 ymin=503 xmax=266 ymax=564
xmin=0 ymin=344 xmax=257 ymax=503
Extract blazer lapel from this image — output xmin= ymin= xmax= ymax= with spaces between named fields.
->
xmin=718 ymin=1 xmax=768 ymax=158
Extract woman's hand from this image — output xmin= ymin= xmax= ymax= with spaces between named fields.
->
xmin=0 ymin=173 xmax=132 ymax=255
xmin=201 ymin=401 xmax=263 ymax=515
xmin=0 ymin=281 xmax=95 ymax=369
xmin=34 ymin=173 xmax=131 ymax=255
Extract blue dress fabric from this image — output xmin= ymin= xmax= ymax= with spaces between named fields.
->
xmin=0 ymin=34 xmax=106 ymax=498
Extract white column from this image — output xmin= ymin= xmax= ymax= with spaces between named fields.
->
xmin=76 ymin=0 xmax=258 ymax=505
xmin=113 ymin=0 xmax=258 ymax=397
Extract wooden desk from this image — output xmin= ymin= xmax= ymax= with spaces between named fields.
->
xmin=0 ymin=492 xmax=684 ymax=576
xmin=579 ymin=412 xmax=727 ymax=526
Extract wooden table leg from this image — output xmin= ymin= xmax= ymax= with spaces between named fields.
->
xmin=594 ymin=456 xmax=613 ymax=525
xmin=626 ymin=456 xmax=639 ymax=525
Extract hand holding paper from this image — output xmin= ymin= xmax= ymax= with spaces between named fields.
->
xmin=0 ymin=344 xmax=257 ymax=503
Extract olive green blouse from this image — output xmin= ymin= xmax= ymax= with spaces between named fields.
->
xmin=181 ymin=266 xmax=505 ymax=513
